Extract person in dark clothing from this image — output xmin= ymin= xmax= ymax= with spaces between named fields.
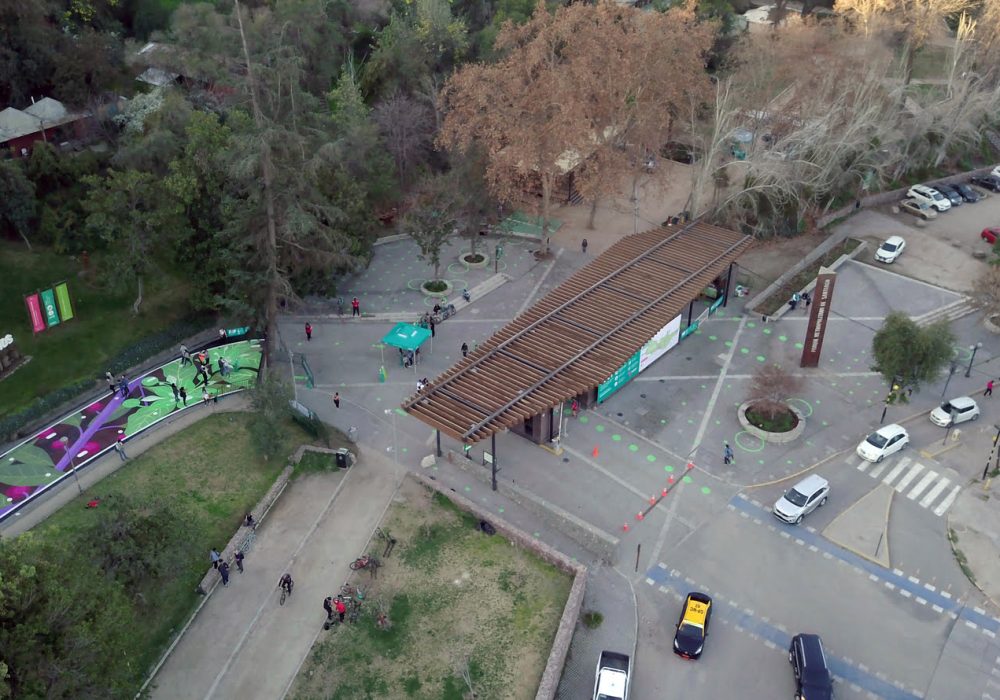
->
xmin=234 ymin=550 xmax=245 ymax=573
xmin=180 ymin=387 xmax=188 ymax=405
xmin=171 ymin=382 xmax=180 ymax=402
xmin=324 ymin=596 xmax=335 ymax=621
xmin=219 ymin=560 xmax=230 ymax=586
xmin=461 ymin=342 xmax=469 ymax=358
xmin=581 ymin=239 xmax=588 ymax=253
xmin=305 ymin=323 xmax=312 ymax=341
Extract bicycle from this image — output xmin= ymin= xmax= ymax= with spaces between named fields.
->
xmin=278 ymin=579 xmax=294 ymax=605
xmin=340 ymin=582 xmax=366 ymax=601
xmin=430 ymin=304 xmax=456 ymax=324
xmin=348 ymin=597 xmax=362 ymax=624
xmin=373 ymin=598 xmax=392 ymax=630
xmin=375 ymin=527 xmax=397 ymax=558
xmin=350 ymin=554 xmax=381 ymax=571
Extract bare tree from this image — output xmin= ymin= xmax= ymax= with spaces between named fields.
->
xmin=746 ymin=364 xmax=802 ymax=419
xmin=834 ymin=0 xmax=890 ymax=36
xmin=970 ymin=266 xmax=1000 ymax=322
xmin=374 ymin=90 xmax=433 ymax=185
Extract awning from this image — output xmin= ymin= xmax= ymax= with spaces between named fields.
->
xmin=382 ymin=323 xmax=431 ymax=352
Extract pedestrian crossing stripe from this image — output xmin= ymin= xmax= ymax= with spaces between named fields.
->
xmin=847 ymin=454 xmax=959 ymax=516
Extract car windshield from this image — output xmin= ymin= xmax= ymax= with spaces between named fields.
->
xmin=930 ymin=191 xmax=944 ymax=200
xmin=866 ymin=432 xmax=888 ymax=448
xmin=881 ymin=242 xmax=898 ymax=252
xmin=677 ymin=622 xmax=704 ymax=639
xmin=939 ymin=402 xmax=954 ymax=412
xmin=784 ymin=488 xmax=809 ymax=507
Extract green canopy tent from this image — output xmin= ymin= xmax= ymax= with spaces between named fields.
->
xmin=381 ymin=322 xmax=432 ymax=373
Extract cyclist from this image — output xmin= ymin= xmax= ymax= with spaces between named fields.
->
xmin=278 ymin=573 xmax=294 ymax=596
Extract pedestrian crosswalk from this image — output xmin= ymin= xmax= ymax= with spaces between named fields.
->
xmin=847 ymin=453 xmax=961 ymax=516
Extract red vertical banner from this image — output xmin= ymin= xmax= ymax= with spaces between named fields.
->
xmin=25 ymin=293 xmax=45 ymax=333
xmin=800 ymin=268 xmax=837 ymax=368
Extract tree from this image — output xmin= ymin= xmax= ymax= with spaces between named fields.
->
xmin=746 ymin=364 xmax=802 ymax=419
xmin=248 ymin=374 xmax=291 ymax=458
xmin=871 ymin=311 xmax=954 ymax=394
xmin=970 ymin=266 xmax=1000 ymax=322
xmin=0 ymin=161 xmax=36 ymax=250
xmin=441 ymin=1 xmax=714 ymax=254
xmin=374 ymin=90 xmax=434 ymax=186
xmin=404 ymin=174 xmax=463 ymax=286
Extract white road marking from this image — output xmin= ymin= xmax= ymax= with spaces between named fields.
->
xmin=920 ymin=477 xmax=951 ymax=508
xmin=894 ymin=462 xmax=925 ymax=492
xmin=881 ymin=457 xmax=911 ymax=485
xmin=868 ymin=460 xmax=890 ymax=478
xmin=857 ymin=459 xmax=871 ymax=473
xmin=933 ymin=485 xmax=962 ymax=516
xmin=907 ymin=471 xmax=939 ymax=500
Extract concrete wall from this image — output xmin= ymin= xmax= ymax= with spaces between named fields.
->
xmin=409 ymin=472 xmax=586 ymax=700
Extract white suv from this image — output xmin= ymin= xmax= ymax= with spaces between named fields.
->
xmin=906 ymin=184 xmax=951 ymax=212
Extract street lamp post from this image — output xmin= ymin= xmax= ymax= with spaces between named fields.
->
xmin=879 ymin=383 xmax=900 ymax=425
xmin=941 ymin=359 xmax=958 ymax=398
xmin=965 ymin=342 xmax=982 ymax=378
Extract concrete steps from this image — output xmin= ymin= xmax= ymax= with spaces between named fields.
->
xmin=913 ymin=297 xmax=977 ymax=327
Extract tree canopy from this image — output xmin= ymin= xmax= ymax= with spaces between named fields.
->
xmin=871 ymin=312 xmax=955 ymax=394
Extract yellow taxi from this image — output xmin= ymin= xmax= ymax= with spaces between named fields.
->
xmin=673 ymin=592 xmax=712 ymax=659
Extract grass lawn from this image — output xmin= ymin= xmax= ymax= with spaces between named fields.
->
xmin=0 ymin=242 xmax=193 ymax=417
xmin=34 ymin=412 xmax=311 ymax=683
xmin=290 ymin=478 xmax=573 ymax=700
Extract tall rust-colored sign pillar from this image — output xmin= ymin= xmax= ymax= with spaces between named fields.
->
xmin=800 ymin=267 xmax=837 ymax=368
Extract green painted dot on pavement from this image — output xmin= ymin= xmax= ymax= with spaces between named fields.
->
xmin=401 ymin=447 xmax=408 ymax=453
xmin=664 ymin=465 xmax=675 ymax=472
xmin=628 ymin=444 xmax=639 ymax=452
xmin=612 ymin=434 xmax=622 ymax=441
xmin=682 ymin=475 xmax=693 ymax=483
xmin=534 ymin=532 xmax=540 ymax=538
xmin=498 ymin=507 xmax=504 ymax=513
xmin=708 ymin=335 xmax=718 ymax=341
xmin=646 ymin=454 xmax=656 ymax=463
xmin=778 ymin=335 xmax=788 ymax=342
xmin=464 ymin=486 xmax=471 ymax=492
xmin=596 ymin=425 xmax=605 ymax=432
xmin=579 ymin=415 xmax=589 ymax=424
xmin=747 ymin=321 xmax=756 ymax=328
xmin=724 ymin=341 xmax=733 ymax=347
xmin=763 ymin=328 xmax=772 ymax=335
xmin=821 ymin=420 xmax=830 ymax=426
xmin=660 ymin=419 xmax=667 ymax=424
xmin=695 ymin=329 xmax=702 ymax=335
xmin=740 ymin=347 xmax=749 ymax=354
xmin=701 ymin=486 xmax=711 ymax=494
xmin=756 ymin=355 xmax=766 ymax=362
xmin=794 ymin=342 xmax=804 ymax=349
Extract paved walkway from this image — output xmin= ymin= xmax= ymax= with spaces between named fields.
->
xmin=150 ymin=445 xmax=404 ymax=700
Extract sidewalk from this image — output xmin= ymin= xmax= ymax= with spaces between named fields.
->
xmin=149 ymin=444 xmax=404 ymax=700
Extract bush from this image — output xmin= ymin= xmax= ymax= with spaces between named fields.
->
xmin=291 ymin=412 xmax=330 ymax=447
xmin=423 ymin=280 xmax=449 ymax=293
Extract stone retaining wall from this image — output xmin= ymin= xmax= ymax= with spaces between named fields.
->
xmin=446 ymin=449 xmax=620 ymax=563
xmin=409 ymin=472 xmax=586 ymax=700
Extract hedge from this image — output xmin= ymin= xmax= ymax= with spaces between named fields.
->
xmin=0 ymin=315 xmax=214 ymax=444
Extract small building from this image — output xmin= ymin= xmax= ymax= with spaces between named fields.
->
xmin=0 ymin=97 xmax=90 ymax=158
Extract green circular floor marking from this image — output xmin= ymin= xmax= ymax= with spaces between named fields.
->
xmin=740 ymin=347 xmax=749 ymax=354
xmin=534 ymin=532 xmax=540 ymax=538
xmin=681 ymin=401 xmax=687 ymax=406
xmin=596 ymin=424 xmax=605 ymax=432
xmin=406 ymin=278 xmax=425 ymax=290
xmin=401 ymin=447 xmax=408 ymax=453
xmin=701 ymin=486 xmax=711 ymax=494
xmin=687 ymin=418 xmax=695 ymax=424
xmin=660 ymin=419 xmax=667 ymax=424
xmin=498 ymin=507 xmax=504 ymax=513
xmin=695 ymin=329 xmax=702 ymax=335
xmin=701 ymin=384 xmax=708 ymax=390
xmin=756 ymin=355 xmax=766 ymax=362
xmin=787 ymin=397 xmax=814 ymax=418
xmin=763 ymin=328 xmax=772 ymax=335
xmin=709 ymin=335 xmax=718 ymax=341
xmin=821 ymin=420 xmax=830 ymax=426
xmin=725 ymin=341 xmax=733 ymax=347
xmin=682 ymin=475 xmax=693 ymax=483
xmin=794 ymin=342 xmax=804 ymax=349
xmin=628 ymin=444 xmax=639 ymax=452
xmin=646 ymin=454 xmax=656 ymax=463
xmin=734 ymin=430 xmax=765 ymax=452
xmin=664 ymin=465 xmax=675 ymax=472
xmin=778 ymin=335 xmax=788 ymax=342
xmin=747 ymin=321 xmax=756 ymax=328
xmin=464 ymin=485 xmax=471 ymax=492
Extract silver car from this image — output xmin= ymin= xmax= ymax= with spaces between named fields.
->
xmin=773 ymin=474 xmax=830 ymax=525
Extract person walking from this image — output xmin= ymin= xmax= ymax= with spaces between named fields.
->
xmin=113 ymin=438 xmax=127 ymax=462
xmin=802 ymin=291 xmax=811 ymax=308
xmin=180 ymin=344 xmax=191 ymax=366
xmin=118 ymin=375 xmax=129 ymax=398
xmin=571 ymin=399 xmax=579 ymax=418
xmin=351 ymin=297 xmax=360 ymax=317
xmin=581 ymin=238 xmax=588 ymax=253
xmin=305 ymin=322 xmax=312 ymax=341
xmin=324 ymin=596 xmax=335 ymax=622
xmin=234 ymin=550 xmax=245 ymax=574
xmin=170 ymin=382 xmax=180 ymax=403
xmin=180 ymin=387 xmax=188 ymax=406
xmin=218 ymin=560 xmax=230 ymax=587
xmin=461 ymin=342 xmax=469 ymax=358
xmin=105 ymin=371 xmax=115 ymax=393
xmin=210 ymin=548 xmax=221 ymax=569
xmin=986 ymin=380 xmax=994 ymax=397
xmin=789 ymin=293 xmax=800 ymax=311
xmin=429 ymin=319 xmax=435 ymax=338
xmin=333 ymin=392 xmax=340 ymax=408
xmin=244 ymin=512 xmax=256 ymax=529
xmin=202 ymin=389 xmax=211 ymax=405
xmin=335 ymin=596 xmax=346 ymax=622
xmin=723 ymin=443 xmax=735 ymax=465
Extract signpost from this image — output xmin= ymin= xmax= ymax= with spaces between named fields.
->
xmin=800 ymin=267 xmax=837 ymax=368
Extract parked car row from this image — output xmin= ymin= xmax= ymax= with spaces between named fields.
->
xmin=899 ymin=171 xmax=999 ymax=223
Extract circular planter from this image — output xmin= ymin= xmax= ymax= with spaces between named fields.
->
xmin=459 ymin=252 xmax=490 ymax=269
xmin=737 ymin=400 xmax=806 ymax=445
xmin=420 ymin=279 xmax=453 ymax=299
xmin=985 ymin=314 xmax=1000 ymax=334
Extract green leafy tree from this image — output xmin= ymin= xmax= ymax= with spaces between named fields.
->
xmin=404 ymin=174 xmax=463 ymax=285
xmin=248 ymin=374 xmax=291 ymax=458
xmin=871 ymin=311 xmax=954 ymax=396
xmin=0 ymin=535 xmax=137 ymax=698
xmin=0 ymin=161 xmax=37 ymax=250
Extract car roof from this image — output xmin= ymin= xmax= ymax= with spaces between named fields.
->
xmin=912 ymin=184 xmax=934 ymax=192
xmin=792 ymin=474 xmax=829 ymax=493
xmin=946 ymin=396 xmax=976 ymax=408
xmin=883 ymin=235 xmax=904 ymax=245
xmin=875 ymin=423 xmax=906 ymax=437
xmin=682 ymin=593 xmax=711 ymax=625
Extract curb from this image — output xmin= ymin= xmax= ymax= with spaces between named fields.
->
xmin=946 ymin=512 xmax=1000 ymax=615
xmin=743 ymin=447 xmax=852 ymax=490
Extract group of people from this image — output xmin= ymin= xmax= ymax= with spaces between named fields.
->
xmin=788 ymin=290 xmax=812 ymax=311
xmin=105 ymin=371 xmax=130 ymax=398
xmin=417 ymin=377 xmax=430 ymax=391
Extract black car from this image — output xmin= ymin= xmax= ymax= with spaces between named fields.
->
xmin=971 ymin=175 xmax=1000 ymax=193
xmin=673 ymin=592 xmax=712 ymax=659
xmin=933 ymin=183 xmax=963 ymax=206
xmin=955 ymin=183 xmax=982 ymax=202
xmin=790 ymin=633 xmax=834 ymax=700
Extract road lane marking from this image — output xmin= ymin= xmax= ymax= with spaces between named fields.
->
xmin=894 ymin=463 xmax=925 ymax=492
xmin=933 ymin=485 xmax=962 ymax=516
xmin=920 ymin=477 xmax=951 ymax=508
xmin=907 ymin=471 xmax=938 ymax=500
xmin=881 ymin=457 xmax=911 ymax=485
xmin=868 ymin=460 xmax=890 ymax=478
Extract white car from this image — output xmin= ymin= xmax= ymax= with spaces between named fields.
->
xmin=856 ymin=423 xmax=910 ymax=462
xmin=772 ymin=474 xmax=830 ymax=525
xmin=875 ymin=236 xmax=905 ymax=263
xmin=906 ymin=185 xmax=951 ymax=212
xmin=991 ymin=165 xmax=1000 ymax=179
xmin=930 ymin=396 xmax=980 ymax=427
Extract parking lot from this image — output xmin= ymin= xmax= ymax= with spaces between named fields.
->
xmin=842 ymin=180 xmax=1000 ymax=292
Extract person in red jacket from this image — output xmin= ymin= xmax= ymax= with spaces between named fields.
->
xmin=351 ymin=297 xmax=360 ymax=317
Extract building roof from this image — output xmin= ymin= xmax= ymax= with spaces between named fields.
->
xmin=403 ymin=221 xmax=752 ymax=442
xmin=23 ymin=97 xmax=67 ymax=121
xmin=0 ymin=108 xmax=39 ymax=142
xmin=0 ymin=98 xmax=86 ymax=144
xmin=137 ymin=67 xmax=182 ymax=87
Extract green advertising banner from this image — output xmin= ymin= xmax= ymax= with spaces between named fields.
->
xmin=54 ymin=282 xmax=74 ymax=322
xmin=39 ymin=288 xmax=60 ymax=328
xmin=597 ymin=350 xmax=640 ymax=402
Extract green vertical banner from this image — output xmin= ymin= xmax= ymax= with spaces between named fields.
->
xmin=54 ymin=282 xmax=73 ymax=322
xmin=39 ymin=288 xmax=60 ymax=328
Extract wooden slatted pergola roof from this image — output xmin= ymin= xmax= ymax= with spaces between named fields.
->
xmin=403 ymin=220 xmax=752 ymax=443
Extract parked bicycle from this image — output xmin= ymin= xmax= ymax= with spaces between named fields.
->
xmin=429 ymin=304 xmax=456 ymax=324
xmin=340 ymin=582 xmax=366 ymax=601
xmin=350 ymin=553 xmax=381 ymax=572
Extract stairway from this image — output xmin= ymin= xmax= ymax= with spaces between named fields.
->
xmin=913 ymin=297 xmax=977 ymax=327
